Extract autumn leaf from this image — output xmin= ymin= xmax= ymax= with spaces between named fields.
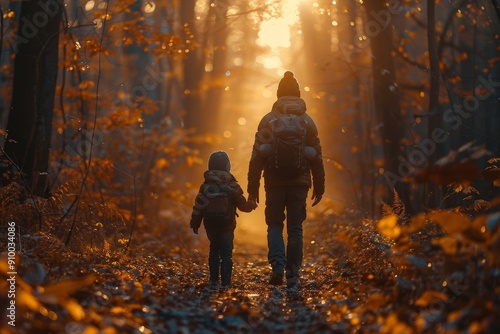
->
xmin=62 ymin=299 xmax=86 ymax=321
xmin=3 ymin=10 xmax=15 ymax=19
xmin=435 ymin=236 xmax=458 ymax=255
xmin=462 ymin=227 xmax=486 ymax=243
xmin=156 ymin=158 xmax=169 ymax=169
xmin=482 ymin=167 xmax=500 ymax=181
xmin=78 ymin=80 xmax=95 ymax=90
xmin=81 ymin=326 xmax=101 ymax=334
xmin=405 ymin=213 xmax=429 ymax=233
xmin=365 ymin=293 xmax=388 ymax=312
xmin=466 ymin=199 xmax=491 ymax=212
xmin=18 ymin=290 xmax=41 ymax=312
xmin=428 ymin=210 xmax=470 ymax=234
xmin=382 ymin=313 xmax=414 ymax=333
xmin=40 ymin=274 xmax=97 ymax=300
xmin=415 ymin=290 xmax=448 ymax=307
xmin=377 ymin=215 xmax=401 ymax=239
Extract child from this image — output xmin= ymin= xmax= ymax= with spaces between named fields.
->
xmin=190 ymin=151 xmax=257 ymax=288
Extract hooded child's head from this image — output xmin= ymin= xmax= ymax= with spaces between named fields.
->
xmin=208 ymin=151 xmax=231 ymax=172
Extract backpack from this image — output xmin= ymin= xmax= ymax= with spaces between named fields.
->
xmin=202 ymin=183 xmax=235 ymax=228
xmin=267 ymin=113 xmax=308 ymax=177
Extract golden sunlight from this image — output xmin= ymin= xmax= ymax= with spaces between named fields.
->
xmin=257 ymin=18 xmax=292 ymax=49
xmin=256 ymin=0 xmax=305 ymax=69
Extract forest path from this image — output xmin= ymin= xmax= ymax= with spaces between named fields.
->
xmin=14 ymin=211 xmax=499 ymax=334
xmin=89 ymin=213 xmax=382 ymax=334
xmin=9 ymin=227 xmax=356 ymax=334
xmin=19 ymin=207 xmax=500 ymax=333
xmin=150 ymin=242 xmax=346 ymax=334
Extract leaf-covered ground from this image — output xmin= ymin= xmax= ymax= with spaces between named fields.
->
xmin=2 ymin=206 xmax=500 ymax=333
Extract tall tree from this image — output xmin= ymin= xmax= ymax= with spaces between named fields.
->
xmin=2 ymin=0 xmax=63 ymax=197
xmin=493 ymin=0 xmax=500 ymax=21
xmin=425 ymin=0 xmax=442 ymax=207
xmin=427 ymin=0 xmax=440 ymax=148
xmin=363 ymin=0 xmax=410 ymax=210
xmin=336 ymin=0 xmax=377 ymax=214
xmin=205 ymin=1 xmax=229 ymax=132
xmin=180 ymin=0 xmax=205 ymax=131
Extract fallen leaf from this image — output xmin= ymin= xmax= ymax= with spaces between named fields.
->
xmin=428 ymin=210 xmax=470 ymax=234
xmin=415 ymin=290 xmax=448 ymax=307
xmin=377 ymin=215 xmax=401 ymax=239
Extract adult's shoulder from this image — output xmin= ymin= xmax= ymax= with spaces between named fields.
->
xmin=257 ymin=111 xmax=276 ymax=130
xmin=300 ymin=112 xmax=316 ymax=125
xmin=302 ymin=112 xmax=319 ymax=134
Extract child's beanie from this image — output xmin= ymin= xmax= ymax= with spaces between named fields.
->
xmin=208 ymin=151 xmax=231 ymax=172
xmin=277 ymin=71 xmax=300 ymax=98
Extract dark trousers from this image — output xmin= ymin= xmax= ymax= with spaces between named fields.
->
xmin=265 ymin=185 xmax=308 ymax=280
xmin=206 ymin=229 xmax=234 ymax=285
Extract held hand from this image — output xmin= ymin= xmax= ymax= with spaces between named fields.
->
xmin=193 ymin=227 xmax=199 ymax=234
xmin=248 ymin=193 xmax=259 ymax=204
xmin=311 ymin=193 xmax=322 ymax=207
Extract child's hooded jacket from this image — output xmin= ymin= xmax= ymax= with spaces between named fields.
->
xmin=190 ymin=151 xmax=255 ymax=231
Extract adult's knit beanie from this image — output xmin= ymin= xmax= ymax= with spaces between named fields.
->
xmin=208 ymin=151 xmax=231 ymax=172
xmin=277 ymin=71 xmax=300 ymax=98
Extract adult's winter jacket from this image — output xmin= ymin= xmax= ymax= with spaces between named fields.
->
xmin=247 ymin=96 xmax=325 ymax=197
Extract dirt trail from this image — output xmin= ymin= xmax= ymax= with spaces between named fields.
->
xmin=12 ymin=210 xmax=500 ymax=333
xmin=156 ymin=244 xmax=342 ymax=334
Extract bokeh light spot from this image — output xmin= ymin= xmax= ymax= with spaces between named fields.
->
xmin=85 ymin=0 xmax=95 ymax=11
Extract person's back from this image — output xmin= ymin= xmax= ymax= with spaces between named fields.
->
xmin=191 ymin=151 xmax=256 ymax=288
xmin=247 ymin=71 xmax=325 ymax=289
xmin=250 ymin=95 xmax=323 ymax=189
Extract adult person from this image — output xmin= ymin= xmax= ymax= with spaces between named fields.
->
xmin=247 ymin=71 xmax=325 ymax=289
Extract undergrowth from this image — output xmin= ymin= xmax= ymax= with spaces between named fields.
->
xmin=1 ymin=180 xmax=499 ymax=333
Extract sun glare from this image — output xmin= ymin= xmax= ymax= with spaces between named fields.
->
xmin=257 ymin=18 xmax=291 ymax=49
xmin=256 ymin=0 xmax=304 ymax=69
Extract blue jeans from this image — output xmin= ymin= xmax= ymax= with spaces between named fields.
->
xmin=206 ymin=229 xmax=234 ymax=285
xmin=265 ymin=185 xmax=308 ymax=280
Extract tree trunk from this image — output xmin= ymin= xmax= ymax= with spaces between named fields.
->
xmin=205 ymin=1 xmax=228 ymax=132
xmin=426 ymin=0 xmax=442 ymax=207
xmin=180 ymin=0 xmax=204 ymax=131
xmin=493 ymin=0 xmax=500 ymax=22
xmin=0 ymin=1 xmax=21 ymax=152
xmin=337 ymin=0 xmax=374 ymax=214
xmin=427 ymin=0 xmax=440 ymax=139
xmin=2 ymin=0 xmax=63 ymax=197
xmin=363 ymin=0 xmax=411 ymax=212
